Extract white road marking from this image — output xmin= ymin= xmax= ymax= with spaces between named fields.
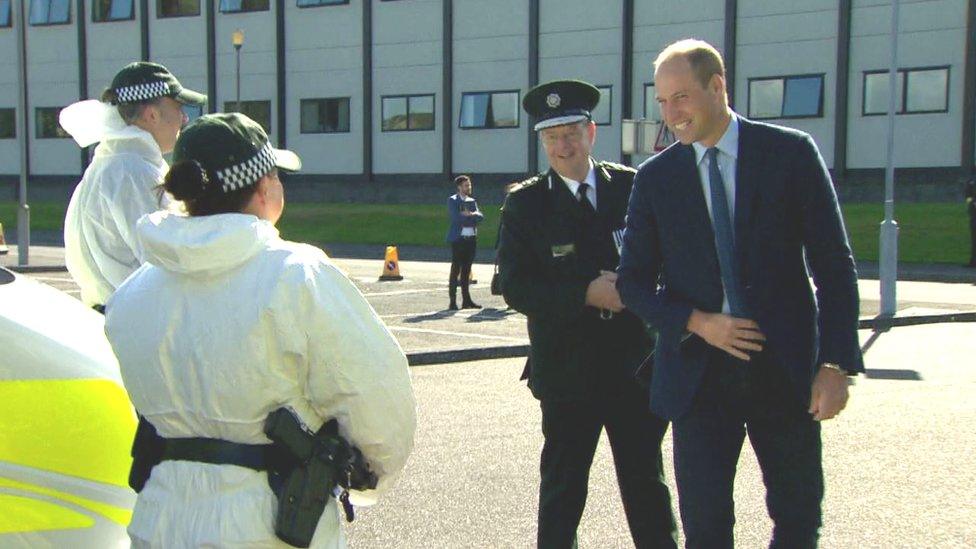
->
xmin=387 ymin=325 xmax=528 ymax=343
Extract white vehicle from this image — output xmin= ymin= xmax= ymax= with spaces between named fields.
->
xmin=0 ymin=266 xmax=135 ymax=548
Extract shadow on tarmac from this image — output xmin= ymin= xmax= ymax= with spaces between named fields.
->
xmin=860 ymin=325 xmax=923 ymax=381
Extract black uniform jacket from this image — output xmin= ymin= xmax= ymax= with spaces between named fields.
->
xmin=498 ymin=160 xmax=653 ymax=402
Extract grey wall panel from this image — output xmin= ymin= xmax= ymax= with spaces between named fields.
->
xmin=631 ymin=0 xmax=725 ymax=165
xmin=735 ymin=1 xmax=838 ymax=166
xmin=452 ymin=0 xmax=529 ymax=173
xmin=538 ymin=0 xmax=624 ymax=167
xmin=285 ymin=1 xmax=362 ymax=174
xmin=86 ymin=14 xmax=143 ymax=99
xmin=215 ymin=11 xmax=279 ymax=135
xmin=0 ymin=31 xmax=21 ymax=172
xmin=848 ymin=0 xmax=967 ymax=168
xmin=27 ymin=21 xmax=82 ymax=175
xmin=149 ymin=15 xmax=208 ymax=112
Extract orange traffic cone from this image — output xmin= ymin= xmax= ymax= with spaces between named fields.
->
xmin=0 ymin=222 xmax=8 ymax=255
xmin=379 ymin=245 xmax=403 ymax=281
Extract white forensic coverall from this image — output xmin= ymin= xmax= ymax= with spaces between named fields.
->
xmin=104 ymin=211 xmax=417 ymax=549
xmin=64 ymin=123 xmax=171 ymax=307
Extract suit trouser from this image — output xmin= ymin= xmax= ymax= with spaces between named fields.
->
xmin=538 ymin=377 xmax=677 ymax=549
xmin=672 ymin=349 xmax=823 ymax=549
xmin=449 ymin=237 xmax=477 ymax=301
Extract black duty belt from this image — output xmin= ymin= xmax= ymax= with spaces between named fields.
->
xmin=161 ymin=437 xmax=273 ymax=471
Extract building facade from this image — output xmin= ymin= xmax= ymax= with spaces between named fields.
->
xmin=1 ymin=0 xmax=974 ymax=189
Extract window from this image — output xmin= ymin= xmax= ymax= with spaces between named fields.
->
xmin=381 ymin=94 xmax=434 ymax=131
xmin=643 ymin=83 xmax=661 ymax=121
xmin=182 ymin=104 xmax=203 ymax=122
xmin=459 ymin=90 xmax=519 ymax=129
xmin=592 ymin=85 xmax=612 ymax=126
xmin=300 ymin=98 xmax=350 ymax=133
xmin=225 ymin=100 xmax=271 ymax=133
xmin=157 ymin=0 xmax=199 ymax=18
xmin=1 ymin=0 xmax=11 ymax=27
xmin=29 ymin=0 xmax=70 ymax=24
xmin=36 ymin=107 xmax=69 ymax=139
xmin=0 ymin=109 xmax=15 ymax=139
xmin=296 ymin=0 xmax=345 ymax=7
xmin=747 ymin=74 xmax=824 ymax=120
xmin=92 ymin=0 xmax=133 ymax=21
xmin=220 ymin=0 xmax=267 ymax=13
xmin=863 ymin=67 xmax=949 ymax=116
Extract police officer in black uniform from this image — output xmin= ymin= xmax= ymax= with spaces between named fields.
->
xmin=497 ymin=80 xmax=677 ymax=549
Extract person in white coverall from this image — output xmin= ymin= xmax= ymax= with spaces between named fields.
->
xmin=103 ymin=112 xmax=417 ymax=548
xmin=62 ymin=61 xmax=206 ymax=309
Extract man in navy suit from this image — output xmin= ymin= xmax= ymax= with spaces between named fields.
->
xmin=446 ymin=174 xmax=484 ymax=310
xmin=617 ymin=39 xmax=864 ymax=548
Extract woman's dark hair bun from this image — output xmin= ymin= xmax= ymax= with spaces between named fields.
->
xmin=164 ymin=160 xmax=210 ymax=202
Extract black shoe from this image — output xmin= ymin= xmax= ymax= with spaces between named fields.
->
xmin=461 ymin=301 xmax=482 ymax=309
xmin=449 ymin=302 xmax=459 ymax=310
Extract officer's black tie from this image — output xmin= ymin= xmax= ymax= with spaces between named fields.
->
xmin=577 ymin=182 xmax=596 ymax=215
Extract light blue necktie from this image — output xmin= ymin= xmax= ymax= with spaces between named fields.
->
xmin=707 ymin=147 xmax=746 ymax=316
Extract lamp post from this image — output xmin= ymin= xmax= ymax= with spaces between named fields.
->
xmin=15 ymin=0 xmax=29 ymax=266
xmin=232 ymin=29 xmax=244 ymax=113
xmin=879 ymin=0 xmax=900 ymax=317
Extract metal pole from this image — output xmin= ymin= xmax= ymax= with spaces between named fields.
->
xmin=235 ymin=45 xmax=241 ymax=112
xmin=879 ymin=0 xmax=900 ymax=316
xmin=15 ymin=0 xmax=30 ymax=266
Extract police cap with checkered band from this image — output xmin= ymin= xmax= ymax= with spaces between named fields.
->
xmin=109 ymin=62 xmax=207 ymax=106
xmin=522 ymin=79 xmax=601 ymax=131
xmin=172 ymin=113 xmax=302 ymax=194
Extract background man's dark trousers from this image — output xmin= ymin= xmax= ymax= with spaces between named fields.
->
xmin=673 ymin=347 xmax=823 ymax=549
xmin=449 ymin=236 xmax=477 ymax=309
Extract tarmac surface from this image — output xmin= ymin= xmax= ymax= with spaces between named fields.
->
xmin=4 ymin=245 xmax=976 ymax=547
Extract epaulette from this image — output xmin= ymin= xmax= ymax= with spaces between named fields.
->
xmin=598 ymin=160 xmax=637 ymax=174
xmin=507 ymin=173 xmax=545 ymax=195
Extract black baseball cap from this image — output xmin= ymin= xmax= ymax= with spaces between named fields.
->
xmin=173 ymin=113 xmax=301 ymax=193
xmin=522 ymin=79 xmax=601 ymax=131
xmin=109 ymin=62 xmax=207 ymax=106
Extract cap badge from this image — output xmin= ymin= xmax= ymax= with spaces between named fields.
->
xmin=546 ymin=93 xmax=561 ymax=108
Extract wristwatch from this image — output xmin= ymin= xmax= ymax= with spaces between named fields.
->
xmin=820 ymin=362 xmax=848 ymax=375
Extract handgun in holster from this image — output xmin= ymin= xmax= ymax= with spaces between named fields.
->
xmin=263 ymin=408 xmax=377 ymax=548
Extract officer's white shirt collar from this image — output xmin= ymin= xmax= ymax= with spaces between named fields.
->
xmin=692 ymin=110 xmax=739 ymax=166
xmin=555 ymin=158 xmax=598 ymax=210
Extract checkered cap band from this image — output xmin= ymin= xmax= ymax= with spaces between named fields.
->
xmin=114 ymin=81 xmax=172 ymax=104
xmin=216 ymin=142 xmax=276 ymax=193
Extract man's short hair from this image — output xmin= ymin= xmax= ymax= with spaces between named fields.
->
xmin=654 ymin=39 xmax=726 ymax=89
xmin=454 ymin=175 xmax=470 ymax=187
xmin=100 ymin=88 xmax=161 ymax=125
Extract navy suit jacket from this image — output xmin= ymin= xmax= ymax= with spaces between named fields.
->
xmin=446 ymin=194 xmax=483 ymax=243
xmin=617 ymin=116 xmax=864 ymax=421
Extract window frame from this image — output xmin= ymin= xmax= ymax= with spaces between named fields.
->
xmin=642 ymin=82 xmax=661 ymax=121
xmin=156 ymin=0 xmax=200 ymax=19
xmin=299 ymin=97 xmax=351 ymax=134
xmin=1 ymin=0 xmax=12 ymax=28
xmin=746 ymin=73 xmax=825 ymax=121
xmin=295 ymin=0 xmax=346 ymax=9
xmin=380 ymin=93 xmax=436 ymax=132
xmin=592 ymin=84 xmax=613 ymax=126
xmin=224 ymin=100 xmax=272 ymax=134
xmin=35 ymin=107 xmax=69 ymax=139
xmin=0 ymin=108 xmax=16 ymax=139
xmin=457 ymin=89 xmax=521 ymax=130
xmin=862 ymin=65 xmax=951 ymax=116
xmin=29 ymin=0 xmax=71 ymax=25
xmin=92 ymin=0 xmax=134 ymax=22
xmin=219 ymin=0 xmax=268 ymax=14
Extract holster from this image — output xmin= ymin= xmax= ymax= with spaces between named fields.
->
xmin=128 ymin=415 xmax=165 ymax=493
xmin=263 ymin=408 xmax=377 ymax=548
